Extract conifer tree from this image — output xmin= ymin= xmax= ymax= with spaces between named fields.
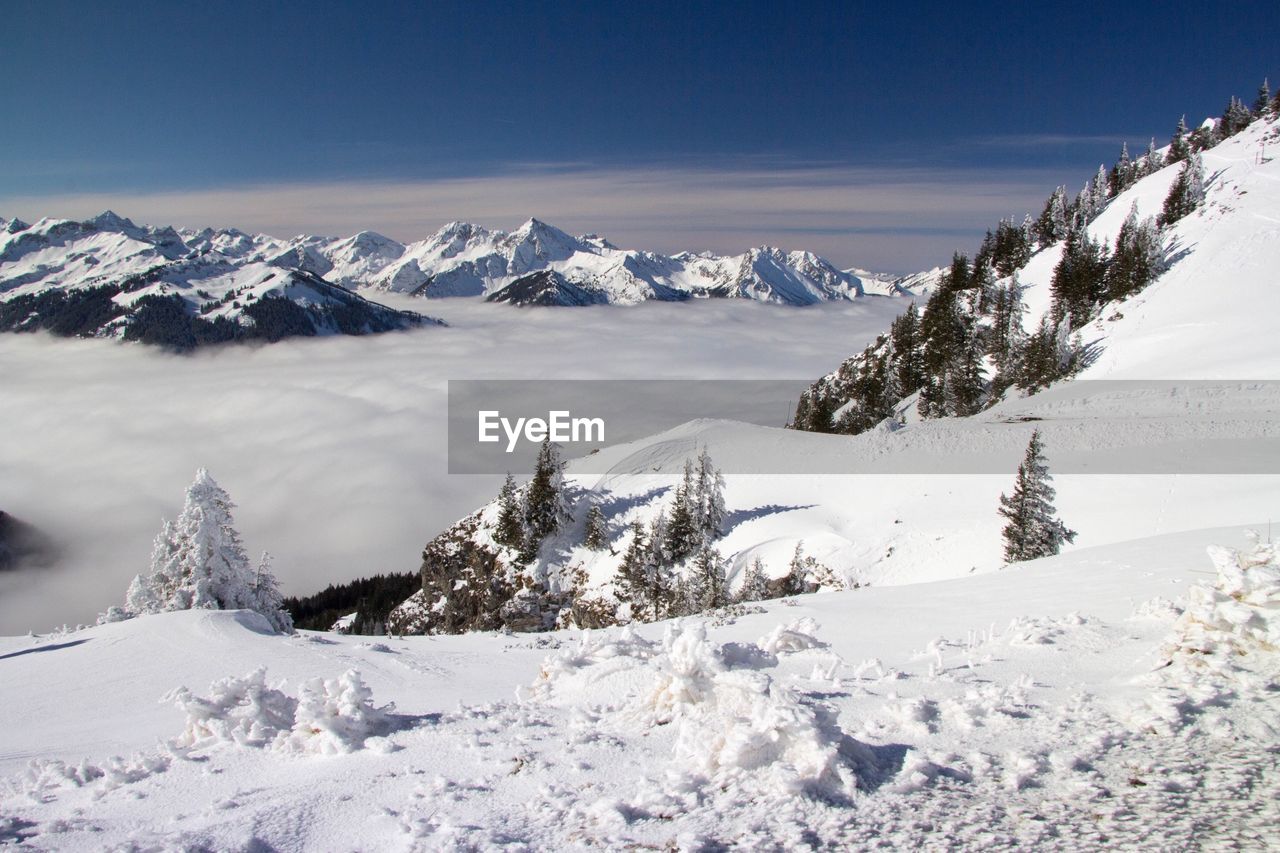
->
xmin=737 ymin=557 xmax=770 ymax=603
xmin=1168 ymin=116 xmax=1191 ymax=164
xmin=890 ymin=303 xmax=925 ymax=394
xmin=783 ymin=542 xmax=811 ymax=596
xmin=998 ymin=430 xmax=1077 ymax=562
xmin=947 ymin=316 xmax=987 ymax=417
xmin=664 ymin=460 xmax=700 ymax=564
xmin=1107 ymin=204 xmax=1164 ymax=301
xmin=1220 ymin=96 xmax=1252 ymax=137
xmin=1157 ymin=152 xmax=1206 ymax=227
xmin=1033 ymin=186 xmax=1070 ymax=247
xmin=250 ymin=552 xmax=293 ymax=633
xmin=494 ymin=473 xmax=524 ymax=550
xmin=583 ymin=505 xmax=607 ymax=551
xmin=1253 ymin=79 xmax=1271 ymax=117
xmin=689 ymin=545 xmax=728 ymax=611
xmin=1050 ymin=224 xmax=1109 ymax=329
xmin=616 ymin=521 xmax=654 ymax=620
xmin=522 ymin=438 xmax=566 ymax=559
xmin=1108 ymin=143 xmax=1133 ymax=196
xmin=125 ymin=469 xmax=291 ymax=632
xmin=1142 ymin=138 xmax=1164 ymax=176
xmin=693 ymin=447 xmax=727 ymax=543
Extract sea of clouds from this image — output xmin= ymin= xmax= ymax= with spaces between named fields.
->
xmin=0 ymin=296 xmax=903 ymax=633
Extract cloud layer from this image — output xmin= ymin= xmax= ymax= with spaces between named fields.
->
xmin=0 ymin=297 xmax=904 ymax=633
xmin=0 ymin=165 xmax=1065 ymax=273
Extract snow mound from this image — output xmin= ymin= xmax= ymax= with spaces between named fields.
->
xmin=168 ymin=667 xmax=394 ymax=755
xmin=757 ymin=616 xmax=827 ymax=655
xmin=523 ymin=621 xmax=859 ymax=800
xmin=1129 ymin=533 xmax=1280 ymax=737
xmin=14 ymin=753 xmax=171 ymax=801
xmin=1169 ymin=534 xmax=1280 ymax=657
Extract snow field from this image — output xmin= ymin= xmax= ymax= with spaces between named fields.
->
xmin=2 ymin=523 xmax=1277 ymax=849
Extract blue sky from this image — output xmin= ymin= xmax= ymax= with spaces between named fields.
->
xmin=1 ymin=0 xmax=1276 ymax=270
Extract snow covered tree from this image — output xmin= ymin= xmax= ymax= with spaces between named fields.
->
xmin=688 ymin=545 xmax=728 ymax=611
xmin=1141 ymin=138 xmax=1164 ymax=176
xmin=946 ymin=316 xmax=987 ymax=417
xmin=782 ymin=542 xmax=813 ymax=596
xmin=663 ymin=460 xmax=701 ymax=564
xmin=1157 ymin=152 xmax=1205 ymax=227
xmin=1220 ymin=96 xmax=1252 ymax=138
xmin=583 ymin=504 xmax=607 ymax=551
xmin=616 ymin=521 xmax=659 ymax=622
xmin=693 ymin=447 xmax=727 ymax=543
xmin=494 ymin=473 xmax=524 ymax=551
xmin=250 ymin=552 xmax=293 ymax=633
xmin=521 ymin=438 xmax=567 ymax=560
xmin=1033 ymin=186 xmax=1069 ymax=247
xmin=987 ymin=277 xmax=1027 ymax=387
xmin=124 ymin=469 xmax=291 ymax=632
xmin=1050 ymin=224 xmax=1110 ymax=329
xmin=1107 ymin=204 xmax=1164 ymax=301
xmin=1168 ymin=116 xmax=1190 ymax=164
xmin=1253 ymin=78 xmax=1271 ymax=117
xmin=998 ymin=430 xmax=1077 ymax=562
xmin=737 ymin=557 xmax=770 ymax=603
xmin=1018 ymin=316 xmax=1078 ymax=394
xmin=1108 ymin=143 xmax=1134 ymax=196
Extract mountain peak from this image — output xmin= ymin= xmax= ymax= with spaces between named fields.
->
xmin=89 ymin=210 xmax=135 ymax=231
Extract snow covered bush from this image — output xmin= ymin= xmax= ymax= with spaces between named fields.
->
xmin=124 ymin=469 xmax=293 ymax=633
xmin=523 ymin=621 xmax=858 ymax=800
xmin=276 ymin=671 xmax=394 ymax=756
xmin=1162 ymin=533 xmax=1280 ymax=665
xmin=167 ymin=667 xmax=392 ymax=755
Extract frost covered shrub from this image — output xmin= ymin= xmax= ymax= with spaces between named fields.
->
xmin=524 ymin=620 xmax=857 ymax=799
xmin=168 ymin=668 xmax=392 ymax=755
xmin=1162 ymin=533 xmax=1280 ymax=665
xmin=168 ymin=668 xmax=297 ymax=750
xmin=276 ymin=671 xmax=393 ymax=755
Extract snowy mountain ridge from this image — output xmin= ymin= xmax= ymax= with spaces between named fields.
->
xmin=0 ymin=211 xmax=909 ymax=315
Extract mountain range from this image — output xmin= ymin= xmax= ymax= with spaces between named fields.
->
xmin=0 ymin=213 xmax=912 ymax=346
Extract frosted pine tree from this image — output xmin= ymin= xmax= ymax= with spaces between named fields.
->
xmin=1158 ymin=152 xmax=1205 ymax=227
xmin=123 ymin=469 xmax=292 ymax=632
xmin=689 ymin=545 xmax=728 ymax=611
xmin=736 ymin=556 xmax=770 ymax=603
xmin=521 ymin=438 xmax=567 ymax=559
xmin=1142 ymin=138 xmax=1164 ymax=176
xmin=494 ymin=473 xmax=524 ymax=550
xmin=999 ymin=431 xmax=1077 ymax=562
xmin=693 ymin=447 xmax=727 ymax=544
xmin=1168 ymin=116 xmax=1191 ymax=164
xmin=582 ymin=504 xmax=607 ymax=551
xmin=250 ymin=552 xmax=293 ymax=634
xmin=663 ymin=460 xmax=700 ymax=563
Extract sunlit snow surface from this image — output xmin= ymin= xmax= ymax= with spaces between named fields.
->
xmin=1 ymin=527 xmax=1277 ymax=849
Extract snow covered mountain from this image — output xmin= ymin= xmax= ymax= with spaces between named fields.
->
xmin=796 ymin=109 xmax=1280 ymax=434
xmin=0 ymin=212 xmax=907 ymax=335
xmin=383 ymin=110 xmax=1280 ymax=637
xmin=366 ymin=218 xmax=906 ymax=304
xmin=0 ymin=213 xmax=436 ymax=348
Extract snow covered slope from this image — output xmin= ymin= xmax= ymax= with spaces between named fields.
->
xmin=2 ymin=524 xmax=1276 ymax=848
xmin=1012 ymin=116 xmax=1280 ymax=378
xmin=0 ymin=213 xmax=436 ymax=348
